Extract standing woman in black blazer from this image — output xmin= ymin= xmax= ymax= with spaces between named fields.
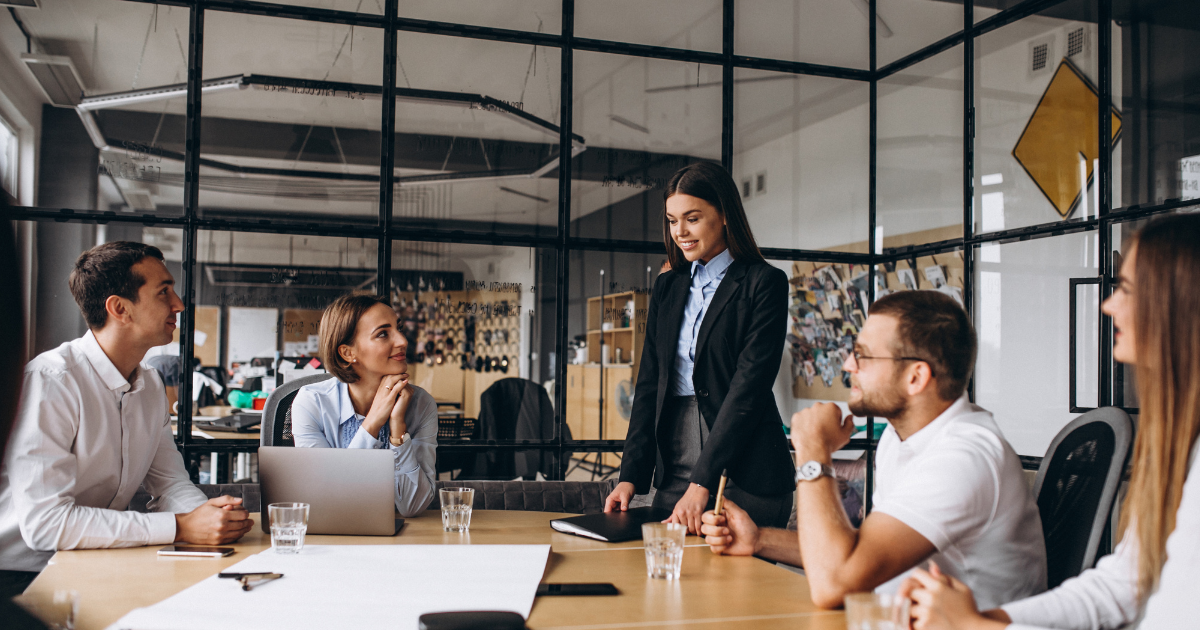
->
xmin=603 ymin=162 xmax=795 ymax=534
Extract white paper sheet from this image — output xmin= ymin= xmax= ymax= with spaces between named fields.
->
xmin=108 ymin=545 xmax=551 ymax=630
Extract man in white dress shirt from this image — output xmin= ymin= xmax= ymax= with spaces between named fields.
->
xmin=701 ymin=290 xmax=1046 ymax=610
xmin=0 ymin=242 xmax=253 ymax=595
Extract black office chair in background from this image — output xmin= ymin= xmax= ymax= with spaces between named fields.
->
xmin=460 ymin=378 xmax=569 ymax=480
xmin=260 ymin=373 xmax=334 ymax=447
xmin=1034 ymin=407 xmax=1133 ymax=588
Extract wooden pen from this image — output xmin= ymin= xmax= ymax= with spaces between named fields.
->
xmin=713 ymin=469 xmax=729 ymax=516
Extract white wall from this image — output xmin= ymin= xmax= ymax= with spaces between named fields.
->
xmin=735 ymin=92 xmax=871 ymax=251
xmin=739 ymin=14 xmax=1119 ymax=457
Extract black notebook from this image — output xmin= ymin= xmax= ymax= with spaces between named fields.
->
xmin=549 ymin=507 xmax=674 ymax=543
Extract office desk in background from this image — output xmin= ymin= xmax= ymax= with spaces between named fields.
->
xmin=27 ymin=510 xmax=845 ymax=630
xmin=172 ymin=417 xmax=260 ymax=483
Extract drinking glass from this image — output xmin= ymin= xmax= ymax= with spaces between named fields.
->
xmin=641 ymin=522 xmax=685 ymax=579
xmin=439 ymin=487 xmax=475 ymax=532
xmin=268 ymin=502 xmax=310 ymax=554
xmin=844 ymin=593 xmax=911 ymax=630
xmin=14 ymin=589 xmax=78 ymax=629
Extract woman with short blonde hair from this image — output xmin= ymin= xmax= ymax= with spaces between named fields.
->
xmin=290 ymin=293 xmax=437 ymax=517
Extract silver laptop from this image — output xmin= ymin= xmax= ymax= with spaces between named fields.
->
xmin=258 ymin=446 xmax=403 ymax=536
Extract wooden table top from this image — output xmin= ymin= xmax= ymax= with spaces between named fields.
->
xmin=27 ymin=510 xmax=845 ymax=630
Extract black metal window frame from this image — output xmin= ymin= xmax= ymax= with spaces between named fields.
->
xmin=6 ymin=0 xmax=1198 ymax=493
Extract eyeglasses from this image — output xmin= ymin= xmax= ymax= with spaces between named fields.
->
xmin=850 ymin=351 xmax=935 ymax=376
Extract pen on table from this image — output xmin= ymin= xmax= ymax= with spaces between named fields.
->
xmin=713 ymin=469 xmax=729 ymax=516
xmin=219 ymin=572 xmax=283 ymax=591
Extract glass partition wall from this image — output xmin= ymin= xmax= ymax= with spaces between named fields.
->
xmin=10 ymin=0 xmax=1198 ymax=497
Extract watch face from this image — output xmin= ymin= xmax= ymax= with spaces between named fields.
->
xmin=801 ymin=461 xmax=822 ymax=480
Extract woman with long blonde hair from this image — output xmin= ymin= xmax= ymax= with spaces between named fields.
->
xmin=900 ymin=213 xmax=1200 ymax=629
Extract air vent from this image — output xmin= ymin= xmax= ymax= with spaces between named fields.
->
xmin=1028 ymin=36 xmax=1054 ymax=77
xmin=21 ymin=54 xmax=85 ymax=106
xmin=205 ymin=265 xmax=376 ymax=290
xmin=122 ymin=189 xmax=156 ymax=212
xmin=1067 ymin=27 xmax=1086 ymax=57
xmin=741 ymin=179 xmax=752 ymax=199
xmin=1031 ymin=43 xmax=1048 ymax=72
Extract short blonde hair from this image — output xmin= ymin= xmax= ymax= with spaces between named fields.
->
xmin=319 ymin=293 xmax=392 ymax=383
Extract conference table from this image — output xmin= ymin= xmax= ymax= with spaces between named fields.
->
xmin=26 ymin=510 xmax=846 ymax=630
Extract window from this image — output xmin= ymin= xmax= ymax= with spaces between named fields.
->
xmin=10 ymin=0 xmax=1196 ymax=499
xmin=0 ymin=114 xmax=17 ymax=199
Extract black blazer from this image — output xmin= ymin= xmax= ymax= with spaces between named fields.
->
xmin=618 ymin=258 xmax=795 ymax=497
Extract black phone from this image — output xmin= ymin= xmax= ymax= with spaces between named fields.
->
xmin=536 ymin=583 xmax=620 ymax=596
xmin=158 ymin=545 xmax=235 ymax=557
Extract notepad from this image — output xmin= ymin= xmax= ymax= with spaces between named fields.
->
xmin=108 ymin=545 xmax=550 ymax=630
xmin=550 ymin=507 xmax=674 ymax=542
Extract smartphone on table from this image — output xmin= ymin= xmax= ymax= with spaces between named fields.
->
xmin=157 ymin=545 xmax=236 ymax=558
xmin=536 ymin=583 xmax=619 ymax=596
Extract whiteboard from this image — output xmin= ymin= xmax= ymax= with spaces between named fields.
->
xmin=227 ymin=307 xmax=278 ymax=368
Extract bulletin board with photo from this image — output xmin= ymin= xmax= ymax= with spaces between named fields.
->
xmin=789 ymin=252 xmax=964 ymax=402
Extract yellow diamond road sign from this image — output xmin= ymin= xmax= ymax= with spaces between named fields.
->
xmin=1012 ymin=59 xmax=1122 ymax=219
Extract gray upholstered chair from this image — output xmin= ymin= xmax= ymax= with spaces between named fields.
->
xmin=430 ymin=479 xmax=618 ymax=514
xmin=260 ymin=373 xmax=334 ymax=447
xmin=131 ymin=481 xmax=619 ymax=515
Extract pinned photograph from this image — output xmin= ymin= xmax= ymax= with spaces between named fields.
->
xmin=924 ymin=265 xmax=948 ymax=289
xmin=938 ymin=285 xmax=965 ymax=307
xmin=896 ymin=267 xmax=918 ymax=291
xmin=815 ymin=265 xmax=845 ymax=292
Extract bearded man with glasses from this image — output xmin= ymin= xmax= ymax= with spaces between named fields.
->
xmin=700 ymin=290 xmax=1047 ymax=611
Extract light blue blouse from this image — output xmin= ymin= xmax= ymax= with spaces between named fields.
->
xmin=671 ymin=249 xmax=734 ymax=396
xmin=289 ymin=377 xmax=438 ymax=517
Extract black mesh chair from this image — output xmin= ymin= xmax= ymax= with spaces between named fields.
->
xmin=260 ymin=373 xmax=334 ymax=447
xmin=1034 ymin=407 xmax=1133 ymax=588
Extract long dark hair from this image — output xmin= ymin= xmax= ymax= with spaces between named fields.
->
xmin=662 ymin=162 xmax=765 ymax=272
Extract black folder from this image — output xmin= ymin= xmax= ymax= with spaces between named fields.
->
xmin=549 ymin=507 xmax=675 ymax=543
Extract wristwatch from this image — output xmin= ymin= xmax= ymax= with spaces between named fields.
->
xmin=389 ymin=432 xmax=411 ymax=447
xmin=795 ymin=460 xmax=835 ymax=483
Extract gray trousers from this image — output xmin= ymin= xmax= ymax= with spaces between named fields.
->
xmin=651 ymin=396 xmax=793 ymax=528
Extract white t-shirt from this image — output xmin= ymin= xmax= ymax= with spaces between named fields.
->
xmin=872 ymin=396 xmax=1048 ymax=610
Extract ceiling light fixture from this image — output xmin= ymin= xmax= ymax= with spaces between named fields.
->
xmin=77 ymin=75 xmax=246 ymax=111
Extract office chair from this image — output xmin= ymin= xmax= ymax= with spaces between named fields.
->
xmin=260 ymin=373 xmax=334 ymax=447
xmin=1034 ymin=407 xmax=1133 ymax=588
xmin=461 ymin=378 xmax=569 ymax=480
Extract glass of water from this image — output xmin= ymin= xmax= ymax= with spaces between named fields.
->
xmin=642 ymin=522 xmax=686 ymax=579
xmin=268 ymin=502 xmax=310 ymax=554
xmin=844 ymin=593 xmax=910 ymax=630
xmin=439 ymin=487 xmax=475 ymax=532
